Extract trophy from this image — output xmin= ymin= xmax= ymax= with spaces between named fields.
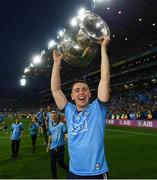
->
xmin=54 ymin=10 xmax=110 ymax=67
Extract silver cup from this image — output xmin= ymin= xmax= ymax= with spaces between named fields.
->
xmin=56 ymin=10 xmax=110 ymax=67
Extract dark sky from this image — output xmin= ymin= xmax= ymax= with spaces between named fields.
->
xmin=0 ymin=0 xmax=157 ymax=100
xmin=0 ymin=0 xmax=91 ymax=99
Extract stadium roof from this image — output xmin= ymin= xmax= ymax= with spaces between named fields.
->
xmin=0 ymin=0 xmax=157 ymax=99
xmin=22 ymin=0 xmax=157 ymax=78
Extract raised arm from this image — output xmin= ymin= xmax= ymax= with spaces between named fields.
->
xmin=97 ymin=36 xmax=110 ymax=102
xmin=51 ymin=50 xmax=68 ymax=110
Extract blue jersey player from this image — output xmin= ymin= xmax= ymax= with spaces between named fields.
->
xmin=51 ymin=36 xmax=110 ymax=179
xmin=10 ymin=116 xmax=24 ymax=159
xmin=36 ymin=108 xmax=44 ymax=136
xmin=29 ymin=116 xmax=39 ymax=152
xmin=46 ymin=105 xmax=52 ymax=128
xmin=47 ymin=111 xmax=69 ymax=178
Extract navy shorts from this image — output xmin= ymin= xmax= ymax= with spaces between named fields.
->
xmin=67 ymin=171 xmax=109 ymax=179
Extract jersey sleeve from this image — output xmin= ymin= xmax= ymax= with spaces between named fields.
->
xmin=64 ymin=102 xmax=76 ymax=123
xmin=36 ymin=123 xmax=39 ymax=128
xmin=92 ymin=99 xmax=108 ymax=125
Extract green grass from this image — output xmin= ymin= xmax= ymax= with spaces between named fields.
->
xmin=0 ymin=118 xmax=69 ymax=179
xmin=0 ymin=118 xmax=157 ymax=178
xmin=106 ymin=126 xmax=157 ymax=179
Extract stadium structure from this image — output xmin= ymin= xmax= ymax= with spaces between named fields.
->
xmin=1 ymin=0 xmax=157 ymax=114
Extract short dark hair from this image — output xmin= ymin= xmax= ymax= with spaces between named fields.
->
xmin=71 ymin=79 xmax=89 ymax=90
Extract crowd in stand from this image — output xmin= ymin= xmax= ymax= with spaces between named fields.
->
xmin=108 ymin=87 xmax=157 ymax=120
xmin=110 ymin=34 xmax=157 ymax=64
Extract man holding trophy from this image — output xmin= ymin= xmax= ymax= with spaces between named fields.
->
xmin=51 ymin=33 xmax=110 ymax=179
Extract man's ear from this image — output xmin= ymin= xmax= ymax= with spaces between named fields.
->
xmin=71 ymin=93 xmax=74 ymax=101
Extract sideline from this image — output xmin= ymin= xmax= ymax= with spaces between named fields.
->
xmin=106 ymin=128 xmax=157 ymax=136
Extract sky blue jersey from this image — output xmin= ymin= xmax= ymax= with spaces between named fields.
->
xmin=11 ymin=122 xmax=24 ymax=140
xmin=64 ymin=99 xmax=109 ymax=176
xmin=47 ymin=112 xmax=52 ymax=125
xmin=36 ymin=111 xmax=44 ymax=122
xmin=49 ymin=122 xmax=67 ymax=149
xmin=29 ymin=122 xmax=39 ymax=135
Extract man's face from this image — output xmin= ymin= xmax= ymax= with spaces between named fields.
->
xmin=32 ymin=117 xmax=35 ymax=122
xmin=47 ymin=106 xmax=51 ymax=112
xmin=51 ymin=112 xmax=58 ymax=122
xmin=71 ymin=82 xmax=91 ymax=110
xmin=15 ymin=118 xmax=19 ymax=123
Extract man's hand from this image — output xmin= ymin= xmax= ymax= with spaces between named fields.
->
xmin=53 ymin=50 xmax=63 ymax=64
xmin=98 ymin=35 xmax=110 ymax=48
xmin=46 ymin=144 xmax=50 ymax=152
xmin=64 ymin=133 xmax=68 ymax=142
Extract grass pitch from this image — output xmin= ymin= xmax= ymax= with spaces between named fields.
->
xmin=0 ymin=118 xmax=157 ymax=179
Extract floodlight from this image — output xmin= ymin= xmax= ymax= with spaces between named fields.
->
xmin=24 ymin=68 xmax=29 ymax=73
xmin=48 ymin=40 xmax=57 ymax=49
xmin=58 ymin=29 xmax=66 ymax=37
xmin=33 ymin=55 xmax=41 ymax=64
xmin=20 ymin=78 xmax=26 ymax=86
xmin=40 ymin=50 xmax=46 ymax=56
xmin=78 ymin=8 xmax=86 ymax=15
xmin=30 ymin=63 xmax=34 ymax=67
xmin=70 ymin=17 xmax=78 ymax=27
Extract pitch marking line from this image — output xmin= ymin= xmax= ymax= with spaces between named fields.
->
xmin=106 ymin=128 xmax=157 ymax=136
